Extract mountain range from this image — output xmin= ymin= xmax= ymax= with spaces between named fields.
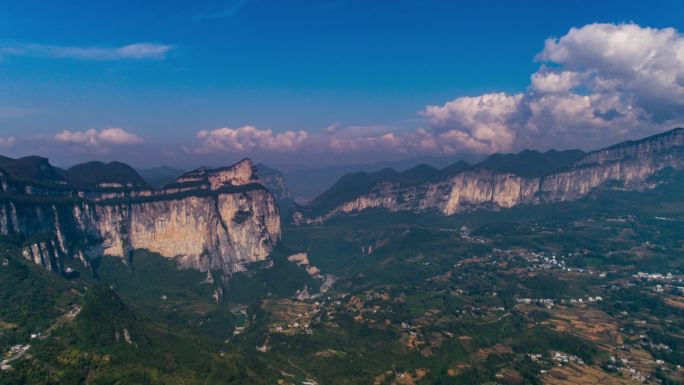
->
xmin=2 ymin=127 xmax=684 ymax=277
xmin=294 ymin=128 xmax=684 ymax=224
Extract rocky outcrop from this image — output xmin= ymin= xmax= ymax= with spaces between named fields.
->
xmin=174 ymin=160 xmax=258 ymax=189
xmin=0 ymin=159 xmax=280 ymax=275
xmin=296 ymin=128 xmax=684 ymax=223
xmin=287 ymin=252 xmax=321 ymax=276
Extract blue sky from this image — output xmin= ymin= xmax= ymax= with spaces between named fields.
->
xmin=1 ymin=0 xmax=684 ymax=167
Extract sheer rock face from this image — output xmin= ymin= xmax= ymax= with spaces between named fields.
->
xmin=22 ymin=240 xmax=62 ymax=272
xmin=0 ymin=159 xmax=281 ymax=275
xmin=297 ymin=128 xmax=684 ymax=224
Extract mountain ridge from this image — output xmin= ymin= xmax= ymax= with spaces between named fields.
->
xmin=295 ymin=128 xmax=684 ymax=223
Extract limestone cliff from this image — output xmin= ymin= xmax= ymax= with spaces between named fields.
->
xmin=296 ymin=128 xmax=684 ymax=223
xmin=0 ymin=159 xmax=280 ymax=275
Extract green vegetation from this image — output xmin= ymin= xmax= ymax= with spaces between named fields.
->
xmin=5 ymin=164 xmax=684 ymax=384
xmin=223 ymin=245 xmax=320 ymax=303
xmin=0 ymin=237 xmax=80 ymax=350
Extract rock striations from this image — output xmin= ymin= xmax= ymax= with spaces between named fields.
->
xmin=295 ymin=128 xmax=684 ymax=224
xmin=0 ymin=158 xmax=280 ymax=275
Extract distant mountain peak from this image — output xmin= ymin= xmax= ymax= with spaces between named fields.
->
xmin=65 ymin=161 xmax=149 ymax=189
xmin=0 ymin=155 xmax=67 ymax=185
xmin=174 ymin=158 xmax=258 ymax=190
xmin=473 ymin=148 xmax=586 ymax=178
xmin=136 ymin=165 xmax=186 ymax=188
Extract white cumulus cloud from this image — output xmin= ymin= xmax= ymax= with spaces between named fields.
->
xmin=530 ymin=70 xmax=583 ymax=93
xmin=422 ymin=23 xmax=684 ymax=153
xmin=188 ymin=125 xmax=309 ymax=154
xmin=422 ymin=92 xmax=522 ymax=153
xmin=188 ymin=123 xmax=492 ymax=157
xmin=55 ymin=128 xmax=144 ymax=147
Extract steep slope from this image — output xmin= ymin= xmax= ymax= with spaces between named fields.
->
xmin=281 ymin=156 xmax=479 ymax=204
xmin=299 ymin=161 xmax=468 ymax=219
xmin=304 ymin=168 xmax=399 ymax=217
xmin=295 ymin=128 xmax=684 ymax=223
xmin=0 ymin=158 xmax=280 ymax=275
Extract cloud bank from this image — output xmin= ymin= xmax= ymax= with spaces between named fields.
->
xmin=185 ymin=23 xmax=684 ymax=157
xmin=422 ymin=23 xmax=684 ymax=153
xmin=187 ymin=123 xmax=510 ymax=156
xmin=0 ymin=42 xmax=173 ymax=61
xmin=55 ymin=128 xmax=144 ymax=147
xmin=186 ymin=126 xmax=309 ymax=154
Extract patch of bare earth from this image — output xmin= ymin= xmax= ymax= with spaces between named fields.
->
xmin=545 ymin=305 xmax=622 ymax=346
xmin=542 ymin=365 xmax=643 ymax=385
